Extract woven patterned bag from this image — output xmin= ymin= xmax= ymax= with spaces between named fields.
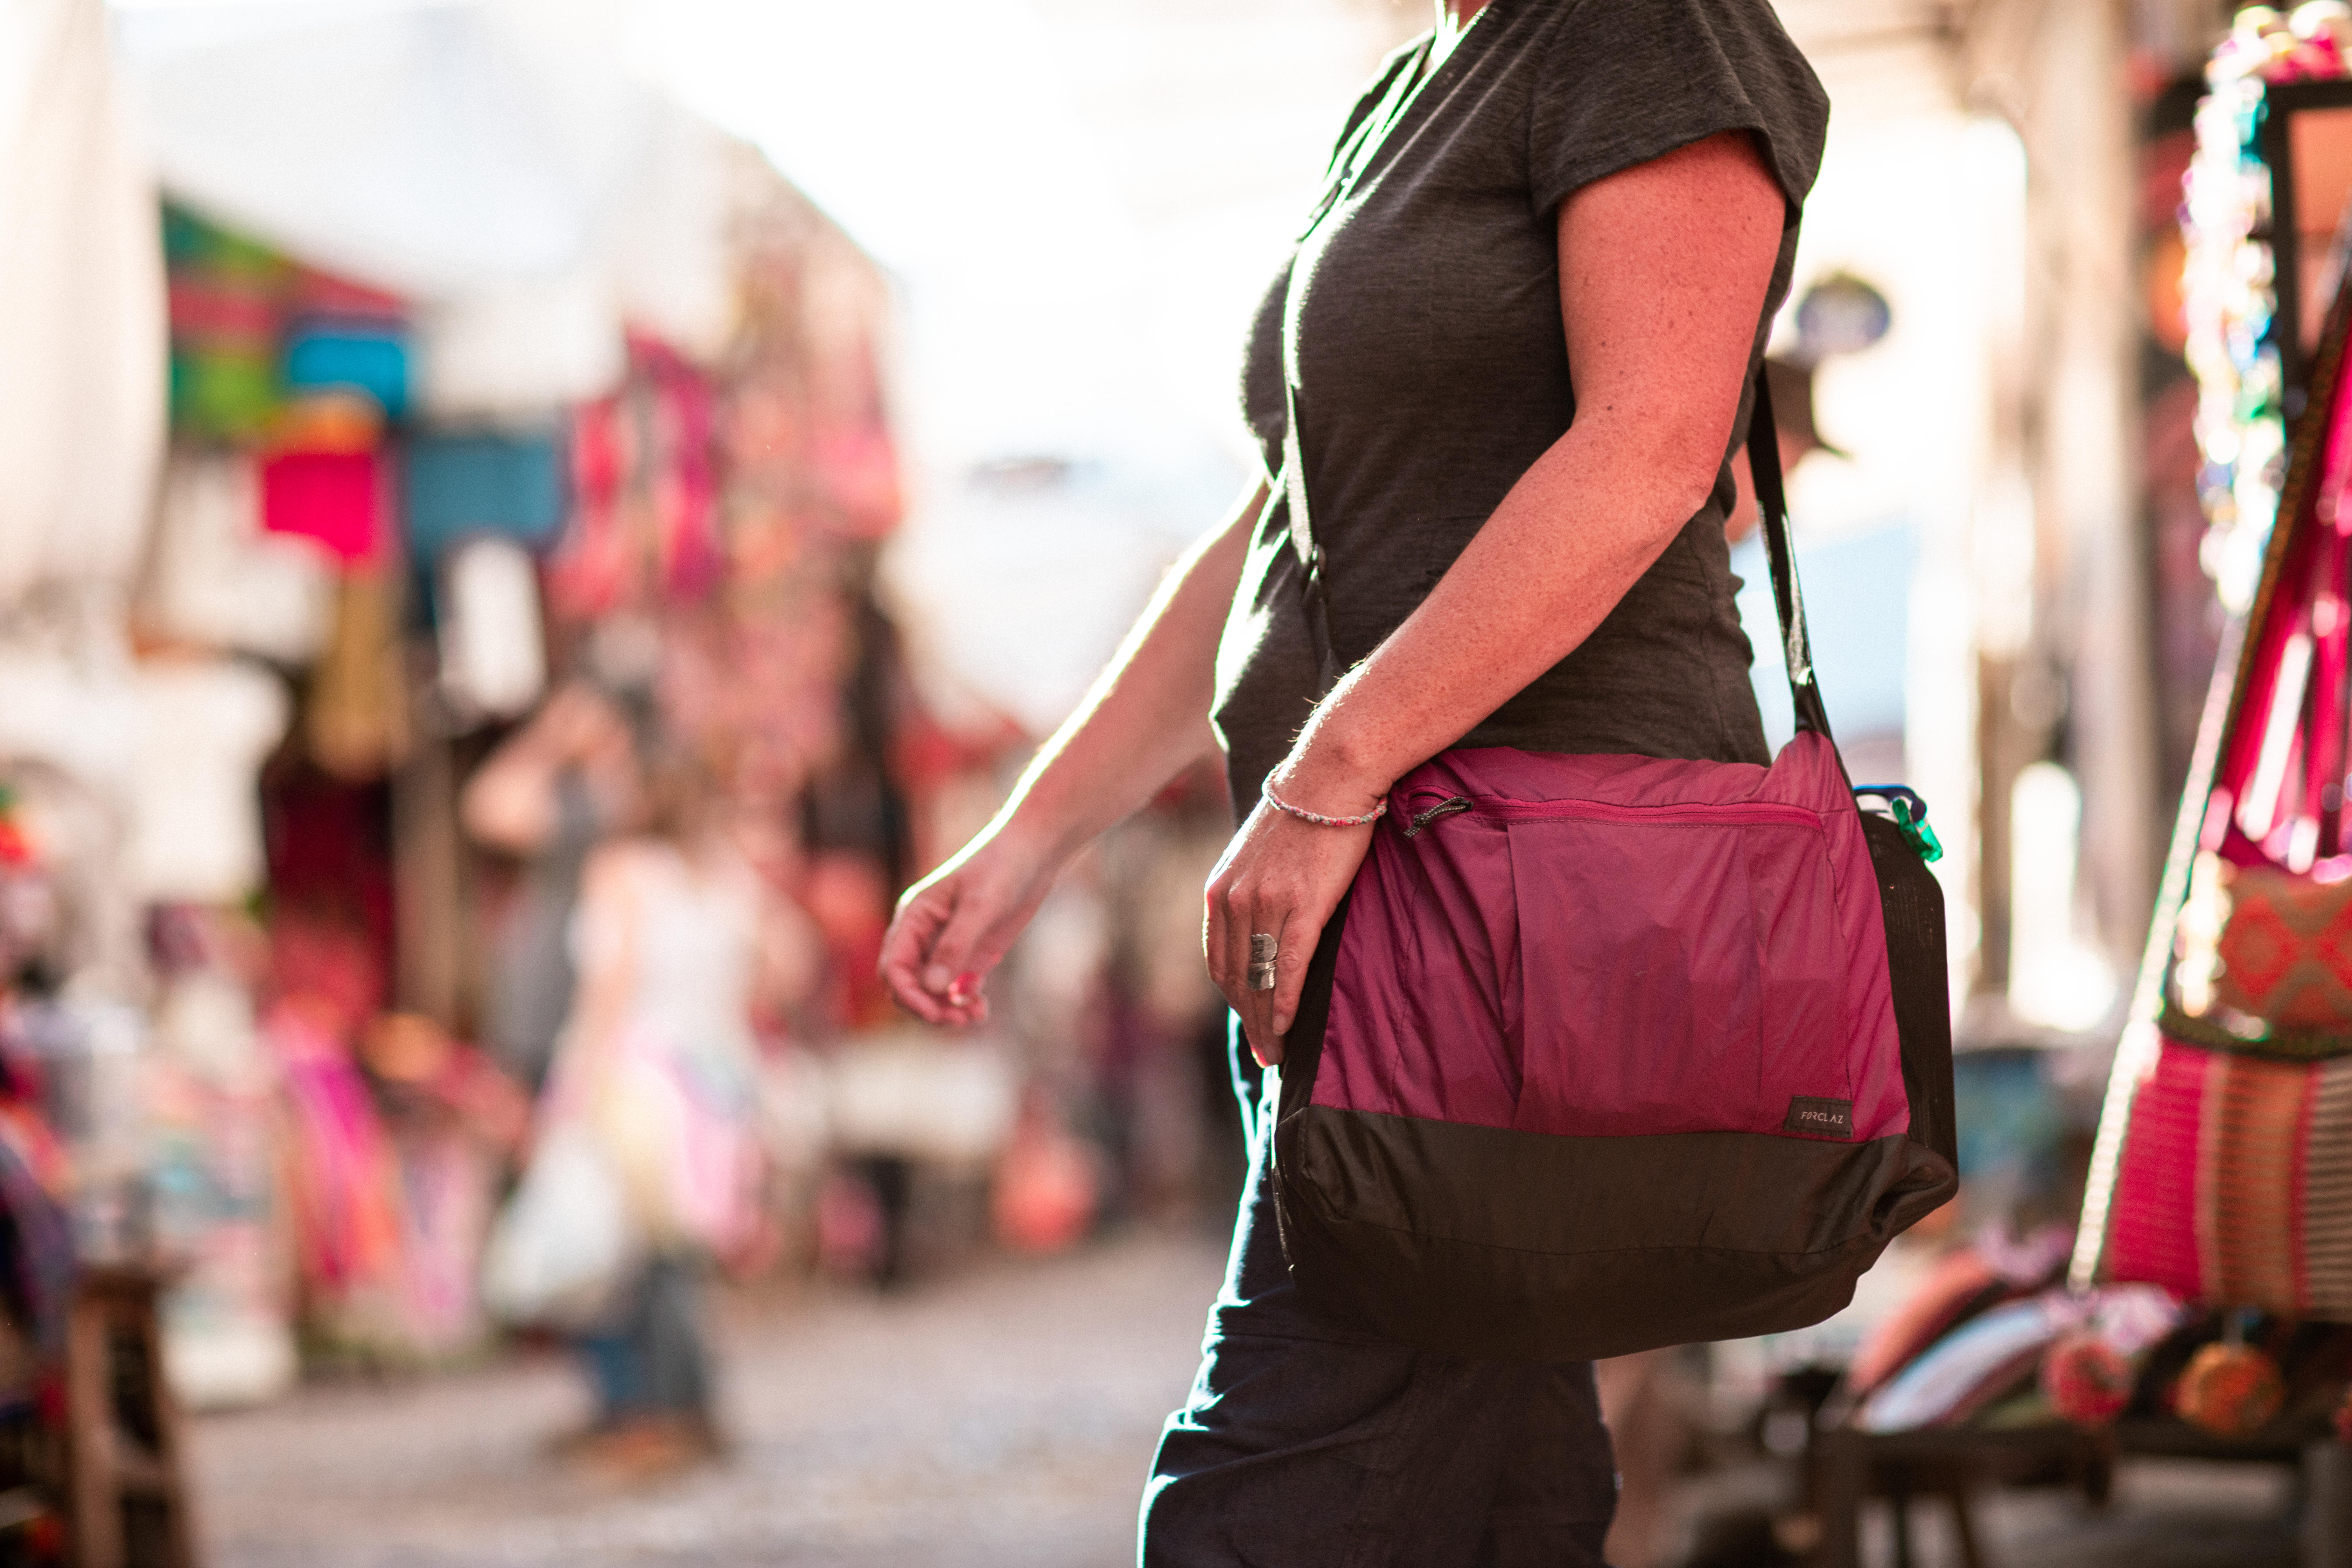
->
xmin=2078 ymin=275 xmax=2352 ymax=1318
xmin=2201 ymin=864 xmax=2352 ymax=1025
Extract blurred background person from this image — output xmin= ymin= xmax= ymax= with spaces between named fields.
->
xmin=534 ymin=750 xmax=766 ymax=1477
xmin=461 ymin=682 xmax=646 ymax=1096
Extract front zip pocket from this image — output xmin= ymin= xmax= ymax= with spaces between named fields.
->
xmin=1367 ymin=786 xmax=1848 ymax=1138
xmin=1399 ymin=790 xmax=1824 ymax=835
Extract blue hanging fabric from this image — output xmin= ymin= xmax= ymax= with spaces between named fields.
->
xmin=402 ymin=432 xmax=566 ymax=557
xmin=401 ymin=431 xmax=567 ymax=622
xmin=284 ymin=322 xmax=411 ymax=419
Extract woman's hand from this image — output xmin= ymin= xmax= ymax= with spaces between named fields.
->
xmin=875 ymin=487 xmax=1262 ymax=1032
xmin=1204 ymin=796 xmax=1376 ymax=1065
xmin=880 ymin=825 xmax=1062 ymax=1027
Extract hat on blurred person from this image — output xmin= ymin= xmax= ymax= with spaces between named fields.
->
xmin=1763 ymin=357 xmax=1847 ymax=462
xmin=1765 ymin=269 xmax=1893 ymax=463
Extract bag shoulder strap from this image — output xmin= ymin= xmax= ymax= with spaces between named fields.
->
xmin=1745 ymin=369 xmax=1834 ymax=739
xmin=1278 ymin=367 xmax=1338 ymax=692
xmin=1278 ymin=361 xmax=1835 ymax=740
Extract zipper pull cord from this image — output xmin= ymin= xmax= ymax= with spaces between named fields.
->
xmin=1890 ymin=797 xmax=1944 ymax=863
xmin=1403 ymin=796 xmax=1472 ymax=838
xmin=1853 ymin=784 xmax=1942 ymax=864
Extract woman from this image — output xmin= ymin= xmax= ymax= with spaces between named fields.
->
xmin=881 ymin=0 xmax=1827 ymax=1558
xmin=540 ymin=752 xmax=765 ymax=1476
xmin=460 ymin=681 xmax=644 ymax=1094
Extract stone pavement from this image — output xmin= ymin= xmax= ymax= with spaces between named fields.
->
xmin=188 ymin=1231 xmax=1230 ymax=1568
xmin=187 ymin=1227 xmax=2312 ymax=1568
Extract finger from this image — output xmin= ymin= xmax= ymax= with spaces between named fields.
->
xmin=1270 ymin=900 xmax=1323 ymax=1038
xmin=1204 ymin=874 xmax=1257 ymax=1049
xmin=1201 ymin=892 xmax=1220 ymax=994
xmin=1218 ymin=878 xmax=1263 ymax=1037
xmin=880 ymin=894 xmax=953 ymax=1023
xmin=941 ymin=969 xmax=989 ymax=1029
xmin=1204 ymin=859 xmax=1239 ymax=997
xmin=1201 ymin=882 xmax=1222 ymax=994
xmin=923 ymin=901 xmax=997 ymax=1028
xmin=1226 ymin=881 xmax=1260 ymax=1013
xmin=883 ymin=883 xmax=995 ymax=1028
xmin=1238 ymin=891 xmax=1290 ymax=1065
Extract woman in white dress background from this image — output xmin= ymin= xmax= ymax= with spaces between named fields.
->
xmin=541 ymin=752 xmax=771 ymax=1475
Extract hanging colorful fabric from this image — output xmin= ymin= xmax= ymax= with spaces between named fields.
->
xmin=402 ymin=433 xmax=566 ymax=559
xmin=2077 ymin=264 xmax=2352 ymax=1321
xmin=261 ymin=448 xmax=383 ymax=565
xmin=164 ymin=207 xmax=288 ymax=443
xmin=545 ymin=394 xmax=630 ymax=619
xmin=631 ymin=337 xmax=722 ymax=603
xmin=284 ymin=322 xmax=410 ymax=420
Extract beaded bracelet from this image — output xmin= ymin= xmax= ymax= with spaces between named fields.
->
xmin=1262 ymin=779 xmax=1388 ymax=828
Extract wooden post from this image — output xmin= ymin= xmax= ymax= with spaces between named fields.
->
xmin=1810 ymin=1426 xmax=1865 ymax=1568
xmin=2309 ymin=1442 xmax=2352 ymax=1568
xmin=64 ymin=1268 xmax=195 ymax=1568
xmin=391 ymin=638 xmax=465 ymax=1029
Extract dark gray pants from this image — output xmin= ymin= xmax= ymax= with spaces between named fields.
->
xmin=574 ymin=1253 xmax=711 ymax=1422
xmin=1139 ymin=1025 xmax=1618 ymax=1567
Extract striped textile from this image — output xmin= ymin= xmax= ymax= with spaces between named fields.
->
xmin=2308 ymin=1064 xmax=2352 ymax=1311
xmin=2107 ymin=1034 xmax=2352 ymax=1318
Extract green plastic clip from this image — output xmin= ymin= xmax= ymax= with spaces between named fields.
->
xmin=1890 ymin=796 xmax=1943 ymax=864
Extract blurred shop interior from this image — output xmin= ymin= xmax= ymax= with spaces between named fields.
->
xmin=0 ymin=0 xmax=2350 ymax=1564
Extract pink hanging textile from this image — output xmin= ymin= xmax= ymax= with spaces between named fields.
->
xmin=266 ymin=1000 xmax=406 ymax=1299
xmin=261 ymin=449 xmax=382 ymax=565
xmin=2208 ymin=362 xmax=2352 ymax=874
xmin=545 ymin=337 xmax=720 ymax=616
xmin=638 ymin=336 xmax=722 ymax=602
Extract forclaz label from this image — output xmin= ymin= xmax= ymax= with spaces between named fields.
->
xmin=1782 ymin=1096 xmax=1854 ymax=1139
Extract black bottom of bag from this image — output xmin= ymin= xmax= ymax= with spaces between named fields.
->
xmin=1274 ymin=1104 xmax=1957 ymax=1364
xmin=1267 ymin=806 xmax=1961 ymax=1364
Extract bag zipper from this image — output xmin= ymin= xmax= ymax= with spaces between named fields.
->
xmin=1402 ymin=797 xmax=1473 ymax=838
xmin=1398 ymin=792 xmax=1822 ymax=834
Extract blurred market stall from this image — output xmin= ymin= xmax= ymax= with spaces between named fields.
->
xmin=0 ymin=1 xmax=1126 ymax=1510
xmin=113 ymin=0 xmax=949 ymax=1392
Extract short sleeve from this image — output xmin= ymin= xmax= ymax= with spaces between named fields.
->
xmin=1524 ymin=0 xmax=1829 ymax=221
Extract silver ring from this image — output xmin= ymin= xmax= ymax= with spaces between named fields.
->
xmin=1248 ymin=933 xmax=1278 ymax=992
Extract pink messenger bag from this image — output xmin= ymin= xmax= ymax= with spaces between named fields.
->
xmin=1268 ymin=369 xmax=1961 ymax=1362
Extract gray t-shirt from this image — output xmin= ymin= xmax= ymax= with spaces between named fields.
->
xmin=1212 ymin=0 xmax=1829 ymax=817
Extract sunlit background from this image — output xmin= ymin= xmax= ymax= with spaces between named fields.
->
xmin=0 ymin=0 xmax=2308 ymax=1563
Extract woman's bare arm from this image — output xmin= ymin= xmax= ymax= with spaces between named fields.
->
xmin=461 ymin=683 xmax=626 ymax=853
xmin=1210 ymin=131 xmax=1787 ymax=1056
xmin=878 ymin=481 xmax=1263 ymax=1024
